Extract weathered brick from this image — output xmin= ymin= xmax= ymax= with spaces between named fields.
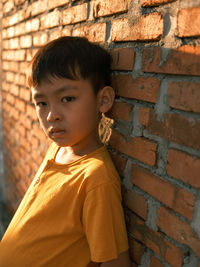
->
xmin=129 ymin=236 xmax=145 ymax=264
xmin=109 ymin=129 xmax=157 ymax=166
xmin=108 ymin=101 xmax=132 ymax=121
xmin=131 ymin=165 xmax=175 ymax=206
xmin=15 ymin=0 xmax=26 ymax=5
xmin=49 ymin=30 xmax=62 ymax=41
xmin=7 ymin=26 xmax=15 ymax=38
xmin=178 ymin=8 xmax=200 ymax=37
xmin=167 ymin=149 xmax=200 ymax=189
xmin=31 ymin=0 xmax=47 ymax=16
xmin=62 ymin=27 xmax=71 ymax=36
xmin=111 ymin=13 xmax=163 ymax=41
xmin=19 ymin=87 xmax=31 ymax=102
xmin=33 ymin=33 xmax=48 ymax=47
xmin=20 ymin=35 xmax=32 ymax=48
xmin=109 ymin=151 xmax=127 ymax=177
xmin=142 ymin=46 xmax=200 ymax=76
xmin=168 ymin=81 xmax=200 ymax=113
xmin=157 ymin=207 xmax=200 ymax=257
xmin=3 ymin=0 xmax=14 ymax=13
xmin=10 ymin=84 xmax=19 ymax=96
xmin=139 ymin=108 xmax=200 ymax=151
xmin=15 ymin=22 xmax=26 ymax=36
xmin=73 ymin=23 xmax=106 ymax=43
xmin=62 ymin=3 xmax=88 ymax=25
xmin=111 ymin=75 xmax=159 ymax=103
xmin=9 ymin=38 xmax=19 ymax=49
xmin=94 ymin=0 xmax=130 ymax=18
xmin=141 ymin=0 xmax=175 ymax=7
xmin=48 ymin=0 xmax=70 ymax=10
xmin=26 ymin=105 xmax=37 ymax=121
xmin=15 ymin=99 xmax=26 ymax=113
xmin=128 ymin=212 xmax=183 ymax=267
xmin=124 ymin=189 xmax=147 ymax=219
xmin=111 ymin=48 xmax=135 ymax=71
xmin=41 ymin=10 xmax=60 ymax=29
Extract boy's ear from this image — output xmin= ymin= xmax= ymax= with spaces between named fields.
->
xmin=97 ymin=86 xmax=115 ymax=113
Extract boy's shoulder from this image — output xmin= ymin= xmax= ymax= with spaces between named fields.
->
xmin=80 ymin=146 xmax=121 ymax=191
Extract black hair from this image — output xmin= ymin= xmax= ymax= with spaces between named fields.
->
xmin=28 ymin=36 xmax=112 ymax=94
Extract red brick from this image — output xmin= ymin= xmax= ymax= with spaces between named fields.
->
xmin=111 ymin=13 xmax=163 ymax=42
xmin=26 ymin=19 xmax=40 ymax=33
xmin=131 ymin=165 xmax=176 ymax=206
xmin=19 ymin=87 xmax=31 ymax=102
xmin=139 ymin=108 xmax=200 ymax=151
xmin=33 ymin=33 xmax=48 ymax=47
xmin=62 ymin=3 xmax=88 ymax=25
xmin=73 ymin=23 xmax=106 ymax=43
xmin=112 ymin=75 xmax=159 ymax=103
xmin=178 ymin=8 xmax=200 ymax=37
xmin=48 ymin=0 xmax=70 ymax=10
xmin=141 ymin=0 xmax=175 ymax=7
xmin=40 ymin=10 xmax=60 ymax=30
xmin=168 ymin=81 xmax=200 ymax=113
xmin=109 ymin=129 xmax=157 ymax=166
xmin=124 ymin=189 xmax=147 ymax=219
xmin=109 ymin=151 xmax=127 ymax=177
xmin=142 ymin=46 xmax=200 ymax=76
xmin=7 ymin=26 xmax=16 ymax=38
xmin=94 ymin=0 xmax=130 ymax=18
xmin=3 ymin=0 xmax=14 ymax=13
xmin=173 ymin=187 xmax=194 ymax=220
xmin=31 ymin=0 xmax=47 ymax=16
xmin=129 ymin=236 xmax=145 ymax=264
xmin=157 ymin=207 xmax=200 ymax=257
xmin=7 ymin=94 xmax=15 ymax=105
xmin=49 ymin=30 xmax=63 ymax=42
xmin=108 ymin=101 xmax=132 ymax=121
xmin=9 ymin=38 xmax=19 ymax=49
xmin=27 ymin=105 xmax=38 ymax=121
xmin=111 ymin=48 xmax=135 ymax=71
xmin=15 ymin=50 xmax=26 ymax=61
xmin=167 ymin=149 xmax=200 ymax=189
xmin=15 ymin=22 xmax=26 ymax=36
xmin=128 ymin=212 xmax=183 ymax=267
xmin=150 ymin=256 xmax=165 ymax=267
xmin=10 ymin=84 xmax=19 ymax=96
xmin=62 ymin=27 xmax=71 ymax=37
xmin=20 ymin=35 xmax=32 ymax=48
xmin=15 ymin=99 xmax=26 ymax=113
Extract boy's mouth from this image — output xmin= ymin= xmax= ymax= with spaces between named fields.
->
xmin=49 ymin=128 xmax=65 ymax=138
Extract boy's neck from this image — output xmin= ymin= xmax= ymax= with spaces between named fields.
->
xmin=55 ymin=138 xmax=103 ymax=165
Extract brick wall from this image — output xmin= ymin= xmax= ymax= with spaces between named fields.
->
xmin=1 ymin=0 xmax=200 ymax=266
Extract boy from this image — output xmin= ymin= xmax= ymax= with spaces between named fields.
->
xmin=0 ymin=37 xmax=130 ymax=266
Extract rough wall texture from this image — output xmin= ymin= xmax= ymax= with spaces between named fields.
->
xmin=1 ymin=0 xmax=200 ymax=266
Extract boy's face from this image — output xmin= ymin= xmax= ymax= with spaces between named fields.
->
xmin=31 ymin=77 xmax=102 ymax=151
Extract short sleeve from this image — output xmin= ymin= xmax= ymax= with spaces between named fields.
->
xmin=82 ymin=182 xmax=129 ymax=263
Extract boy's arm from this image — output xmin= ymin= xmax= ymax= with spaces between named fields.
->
xmin=87 ymin=250 xmax=131 ymax=267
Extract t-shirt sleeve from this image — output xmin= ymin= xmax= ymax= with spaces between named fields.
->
xmin=82 ymin=182 xmax=129 ymax=263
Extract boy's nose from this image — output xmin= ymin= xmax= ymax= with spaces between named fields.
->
xmin=47 ymin=109 xmax=62 ymax=122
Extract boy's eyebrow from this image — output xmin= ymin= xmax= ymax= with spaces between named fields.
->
xmin=32 ymin=85 xmax=78 ymax=100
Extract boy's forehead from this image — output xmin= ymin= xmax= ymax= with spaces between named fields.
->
xmin=31 ymin=77 xmax=94 ymax=98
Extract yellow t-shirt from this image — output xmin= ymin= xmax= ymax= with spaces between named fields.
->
xmin=0 ymin=143 xmax=128 ymax=267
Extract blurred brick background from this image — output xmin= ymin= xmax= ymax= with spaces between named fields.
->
xmin=0 ymin=0 xmax=200 ymax=266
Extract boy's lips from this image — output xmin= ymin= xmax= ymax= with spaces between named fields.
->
xmin=49 ymin=128 xmax=65 ymax=138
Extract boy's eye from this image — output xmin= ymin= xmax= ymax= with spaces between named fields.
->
xmin=62 ymin=96 xmax=75 ymax=103
xmin=36 ymin=102 xmax=46 ymax=107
